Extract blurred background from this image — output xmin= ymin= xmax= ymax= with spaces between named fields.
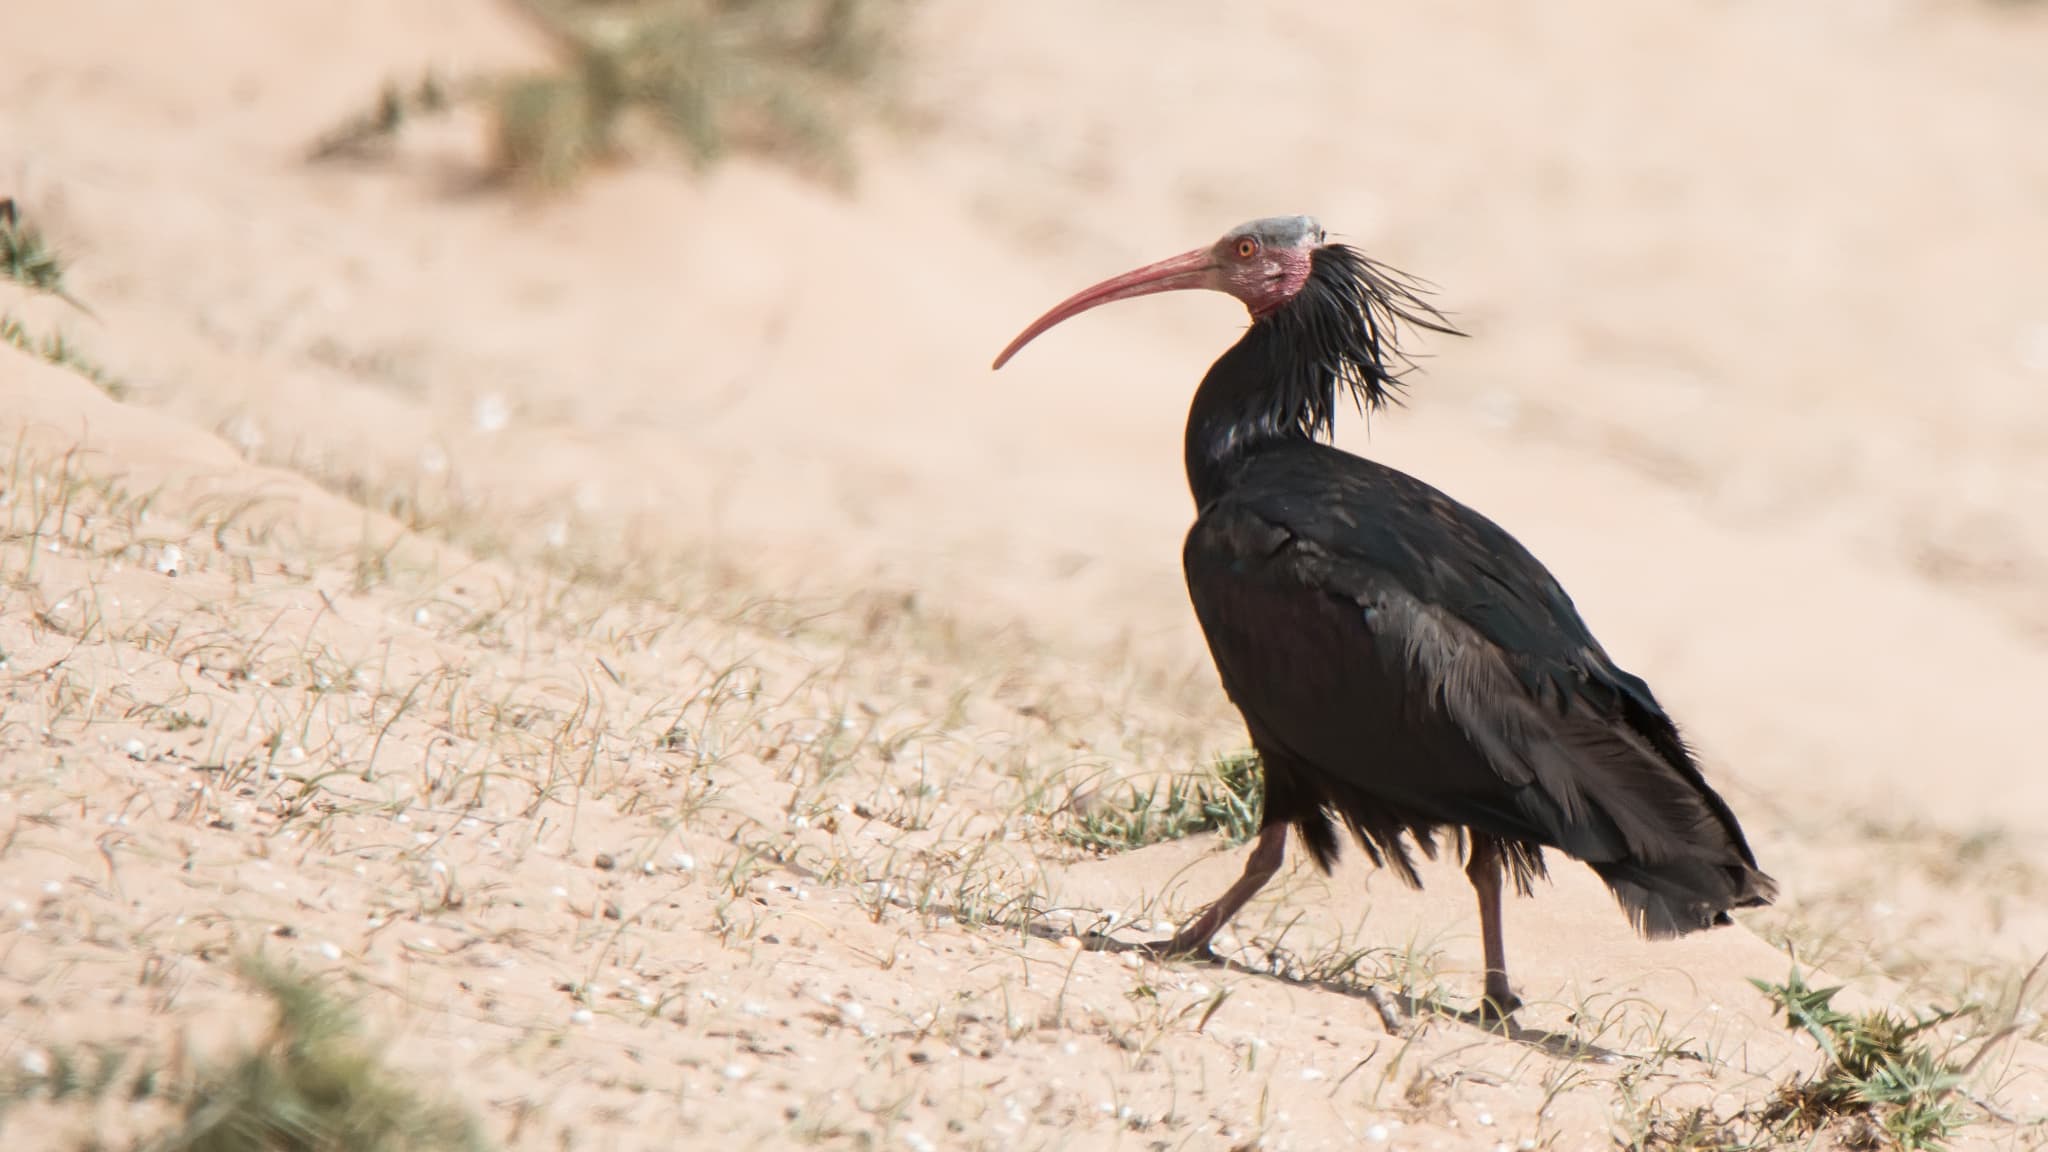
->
xmin=6 ymin=0 xmax=2048 ymax=1008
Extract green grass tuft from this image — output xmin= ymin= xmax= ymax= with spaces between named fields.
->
xmin=1 ymin=197 xmax=80 ymax=302
xmin=0 ymin=959 xmax=488 ymax=1152
xmin=1063 ymin=749 xmax=1263 ymax=854
xmin=0 ymin=198 xmax=126 ymax=397
xmin=146 ymin=960 xmax=489 ymax=1152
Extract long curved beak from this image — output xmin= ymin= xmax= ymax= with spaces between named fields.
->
xmin=991 ymin=248 xmax=1217 ymax=369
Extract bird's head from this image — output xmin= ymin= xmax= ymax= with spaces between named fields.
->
xmin=993 ymin=215 xmax=1330 ymax=370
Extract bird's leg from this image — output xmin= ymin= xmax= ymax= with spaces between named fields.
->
xmin=1465 ymin=833 xmax=1521 ymax=1023
xmin=1145 ymin=822 xmax=1287 ymax=961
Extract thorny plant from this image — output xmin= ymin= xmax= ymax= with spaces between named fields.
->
xmin=1752 ymin=965 xmax=2036 ymax=1151
xmin=1614 ymin=963 xmax=2043 ymax=1151
xmin=310 ymin=0 xmax=911 ymax=189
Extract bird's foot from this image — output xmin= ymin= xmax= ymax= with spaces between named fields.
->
xmin=1475 ymin=986 xmax=1522 ymax=1029
xmin=1135 ymin=936 xmax=1221 ymax=964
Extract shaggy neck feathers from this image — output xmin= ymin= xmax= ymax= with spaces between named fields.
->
xmin=1185 ymin=245 xmax=1458 ymax=508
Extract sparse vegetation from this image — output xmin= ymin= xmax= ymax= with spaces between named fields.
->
xmin=1 ymin=199 xmax=82 ymax=305
xmin=1062 ymin=748 xmax=1263 ymax=853
xmin=1618 ymin=966 xmax=2039 ymax=1151
xmin=0 ymin=198 xmax=125 ymax=397
xmin=310 ymin=0 xmax=911 ymax=189
xmin=1752 ymin=968 xmax=1999 ymax=1151
xmin=10 ymin=7 xmax=2048 ymax=1143
xmin=155 ymin=962 xmax=485 ymax=1152
xmin=0 ymin=960 xmax=485 ymax=1152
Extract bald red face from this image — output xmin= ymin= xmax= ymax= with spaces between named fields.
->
xmin=1211 ymin=226 xmax=1318 ymax=318
xmin=992 ymin=215 xmax=1327 ymax=369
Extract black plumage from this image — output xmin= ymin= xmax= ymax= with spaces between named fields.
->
xmin=995 ymin=217 xmax=1775 ymax=1018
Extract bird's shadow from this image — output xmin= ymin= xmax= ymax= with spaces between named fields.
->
xmin=1070 ymin=925 xmax=1624 ymax=1061
xmin=786 ymin=861 xmax=1629 ymax=1064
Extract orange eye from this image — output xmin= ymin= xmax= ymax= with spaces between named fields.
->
xmin=1235 ymin=238 xmax=1258 ymax=259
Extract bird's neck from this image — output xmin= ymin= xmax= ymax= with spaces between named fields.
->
xmin=1181 ymin=245 xmax=1447 ymax=509
xmin=1183 ymin=319 xmax=1327 ymax=508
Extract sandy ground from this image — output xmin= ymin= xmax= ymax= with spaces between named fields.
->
xmin=3 ymin=0 xmax=2048 ymax=1148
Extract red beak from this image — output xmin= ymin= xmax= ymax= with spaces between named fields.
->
xmin=991 ymin=248 xmax=1217 ymax=370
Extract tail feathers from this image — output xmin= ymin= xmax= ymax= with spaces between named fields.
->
xmin=1510 ymin=672 xmax=1777 ymax=939
xmin=1593 ymin=857 xmax=1777 ymax=939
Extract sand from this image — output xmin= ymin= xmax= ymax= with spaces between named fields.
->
xmin=2 ymin=1 xmax=2045 ymax=1147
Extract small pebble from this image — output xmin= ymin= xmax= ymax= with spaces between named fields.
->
xmin=1365 ymin=1124 xmax=1389 ymax=1143
xmin=473 ymin=393 xmax=511 ymax=434
xmin=570 ymin=1008 xmax=594 ymax=1025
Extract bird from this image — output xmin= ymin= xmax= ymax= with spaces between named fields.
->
xmin=992 ymin=216 xmax=1775 ymax=1020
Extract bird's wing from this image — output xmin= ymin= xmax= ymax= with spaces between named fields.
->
xmin=1184 ymin=447 xmax=1770 ymax=931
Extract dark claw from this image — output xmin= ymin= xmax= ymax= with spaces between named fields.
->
xmin=1475 ymin=989 xmax=1522 ymax=1027
xmin=1137 ymin=937 xmax=1220 ymax=964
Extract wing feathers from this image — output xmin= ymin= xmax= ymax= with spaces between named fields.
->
xmin=1184 ymin=460 xmax=1775 ymax=940
xmin=1357 ymin=575 xmax=1774 ymax=934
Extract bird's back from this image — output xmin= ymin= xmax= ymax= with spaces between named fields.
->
xmin=1183 ymin=441 xmax=1774 ymax=937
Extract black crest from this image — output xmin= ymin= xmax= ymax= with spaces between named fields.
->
xmin=1260 ymin=245 xmax=1462 ymax=442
